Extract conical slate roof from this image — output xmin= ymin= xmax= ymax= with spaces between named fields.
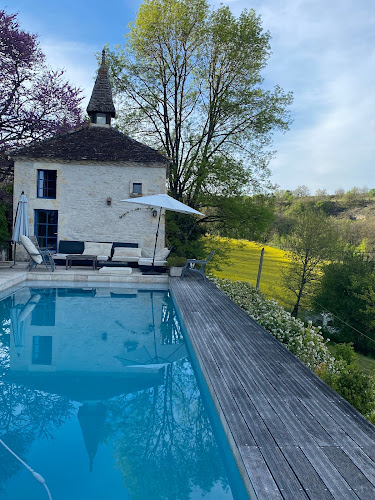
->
xmin=77 ymin=403 xmax=106 ymax=472
xmin=11 ymin=126 xmax=167 ymax=163
xmin=87 ymin=50 xmax=116 ymax=117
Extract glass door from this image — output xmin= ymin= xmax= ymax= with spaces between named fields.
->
xmin=35 ymin=210 xmax=58 ymax=251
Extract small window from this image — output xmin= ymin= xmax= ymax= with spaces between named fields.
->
xmin=96 ymin=113 xmax=107 ymax=125
xmin=37 ymin=170 xmax=57 ymax=198
xmin=132 ymin=183 xmax=142 ymax=195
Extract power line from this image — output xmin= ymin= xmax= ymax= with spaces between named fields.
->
xmin=257 ymin=248 xmax=375 ymax=346
xmin=309 ymin=299 xmax=375 ymax=346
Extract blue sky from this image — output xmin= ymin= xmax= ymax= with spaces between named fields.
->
xmin=3 ymin=0 xmax=375 ymax=193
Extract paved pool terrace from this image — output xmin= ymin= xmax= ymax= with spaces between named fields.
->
xmin=1 ymin=264 xmax=375 ymax=499
xmin=0 ymin=263 xmax=169 ymax=292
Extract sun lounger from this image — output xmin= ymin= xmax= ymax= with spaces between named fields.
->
xmin=181 ymin=250 xmax=215 ymax=280
xmin=20 ymin=235 xmax=55 ymax=272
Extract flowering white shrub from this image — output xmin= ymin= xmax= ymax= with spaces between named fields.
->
xmin=211 ymin=277 xmax=337 ymax=373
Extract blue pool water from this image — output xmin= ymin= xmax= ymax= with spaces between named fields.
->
xmin=0 ymin=284 xmax=248 ymax=500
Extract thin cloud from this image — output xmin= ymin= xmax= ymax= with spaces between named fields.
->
xmin=41 ymin=39 xmax=98 ymax=108
xmin=211 ymin=0 xmax=375 ymax=191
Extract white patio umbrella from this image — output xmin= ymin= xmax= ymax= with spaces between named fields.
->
xmin=11 ymin=191 xmax=30 ymax=266
xmin=115 ymin=290 xmax=187 ymax=368
xmin=10 ymin=294 xmax=41 ymax=357
xmin=121 ymin=193 xmax=204 ymax=267
xmin=10 ymin=306 xmax=25 ymax=357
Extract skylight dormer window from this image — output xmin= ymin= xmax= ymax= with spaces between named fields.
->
xmin=96 ymin=113 xmax=107 ymax=125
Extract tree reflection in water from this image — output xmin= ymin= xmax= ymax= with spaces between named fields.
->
xmin=0 ymin=296 xmax=75 ymax=492
xmin=0 ymin=290 xmax=232 ymax=499
xmin=105 ymin=360 xmax=229 ymax=499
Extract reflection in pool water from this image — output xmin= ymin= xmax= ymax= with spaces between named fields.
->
xmin=0 ymin=286 xmax=247 ymax=499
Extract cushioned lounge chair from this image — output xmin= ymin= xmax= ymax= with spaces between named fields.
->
xmin=20 ymin=235 xmax=55 ymax=272
xmin=181 ymin=250 xmax=215 ymax=280
xmin=111 ymin=246 xmax=142 ymax=263
xmin=138 ymin=247 xmax=171 ymax=268
xmin=82 ymin=241 xmax=112 ymax=262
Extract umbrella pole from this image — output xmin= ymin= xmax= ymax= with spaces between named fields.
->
xmin=11 ymin=199 xmax=20 ymax=268
xmin=151 ymin=208 xmax=162 ymax=267
xmin=11 ymin=242 xmax=16 ymax=268
xmin=151 ymin=291 xmax=158 ymax=364
xmin=143 ymin=208 xmax=163 ymax=275
xmin=11 ymin=192 xmax=29 ymax=268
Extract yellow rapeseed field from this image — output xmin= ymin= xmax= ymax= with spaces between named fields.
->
xmin=211 ymin=238 xmax=295 ymax=309
xmin=209 ymin=238 xmax=375 ymax=374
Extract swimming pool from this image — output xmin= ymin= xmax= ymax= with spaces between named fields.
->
xmin=0 ymin=283 xmax=248 ymax=499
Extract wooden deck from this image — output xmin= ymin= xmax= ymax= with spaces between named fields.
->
xmin=170 ymin=276 xmax=375 ymax=500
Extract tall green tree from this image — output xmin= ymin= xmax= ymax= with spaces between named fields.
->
xmin=313 ymin=255 xmax=375 ymax=355
xmin=207 ymin=194 xmax=275 ymax=241
xmin=107 ymin=0 xmax=292 ymax=209
xmin=281 ymin=203 xmax=340 ymax=317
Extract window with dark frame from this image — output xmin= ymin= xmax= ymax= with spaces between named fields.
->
xmin=32 ymin=336 xmax=52 ymax=365
xmin=37 ymin=170 xmax=57 ymax=198
xmin=132 ymin=183 xmax=142 ymax=195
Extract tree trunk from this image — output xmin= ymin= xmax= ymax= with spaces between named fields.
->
xmin=291 ymin=293 xmax=302 ymax=317
xmin=291 ymin=274 xmax=306 ymax=317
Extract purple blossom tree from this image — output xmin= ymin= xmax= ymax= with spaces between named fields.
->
xmin=0 ymin=10 xmax=85 ymax=166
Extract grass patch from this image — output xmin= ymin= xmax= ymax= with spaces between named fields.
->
xmin=357 ymin=353 xmax=375 ymax=376
xmin=329 ymin=344 xmax=375 ymax=377
xmin=211 ymin=238 xmax=295 ymax=310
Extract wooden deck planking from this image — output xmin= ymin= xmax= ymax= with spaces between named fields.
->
xmin=184 ymin=311 xmax=257 ymax=447
xmin=181 ymin=282 xmax=374 ymax=446
xmin=201 ymin=285 xmax=375 ymax=448
xmin=239 ymin=445 xmax=282 ymax=499
xmin=280 ymin=446 xmax=335 ymax=499
xmin=170 ymin=277 xmax=375 ymax=499
xmin=281 ymin=397 xmax=336 ymax=447
xmin=322 ymin=447 xmax=375 ymax=499
xmin=281 ymin=362 xmax=375 ymax=444
xmin=192 ymin=309 xmax=301 ymax=452
xmin=255 ymin=444 xmax=309 ymax=499
xmin=185 ymin=286 xmax=365 ymax=450
xmin=338 ymin=444 xmax=375 ymax=488
xmin=299 ymin=445 xmax=357 ymax=499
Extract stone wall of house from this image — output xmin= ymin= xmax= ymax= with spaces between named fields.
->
xmin=13 ymin=159 xmax=167 ymax=258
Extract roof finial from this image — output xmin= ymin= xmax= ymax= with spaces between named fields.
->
xmin=87 ymin=50 xmax=116 ymax=123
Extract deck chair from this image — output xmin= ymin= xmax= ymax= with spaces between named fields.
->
xmin=181 ymin=250 xmax=215 ymax=280
xmin=20 ymin=235 xmax=55 ymax=272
